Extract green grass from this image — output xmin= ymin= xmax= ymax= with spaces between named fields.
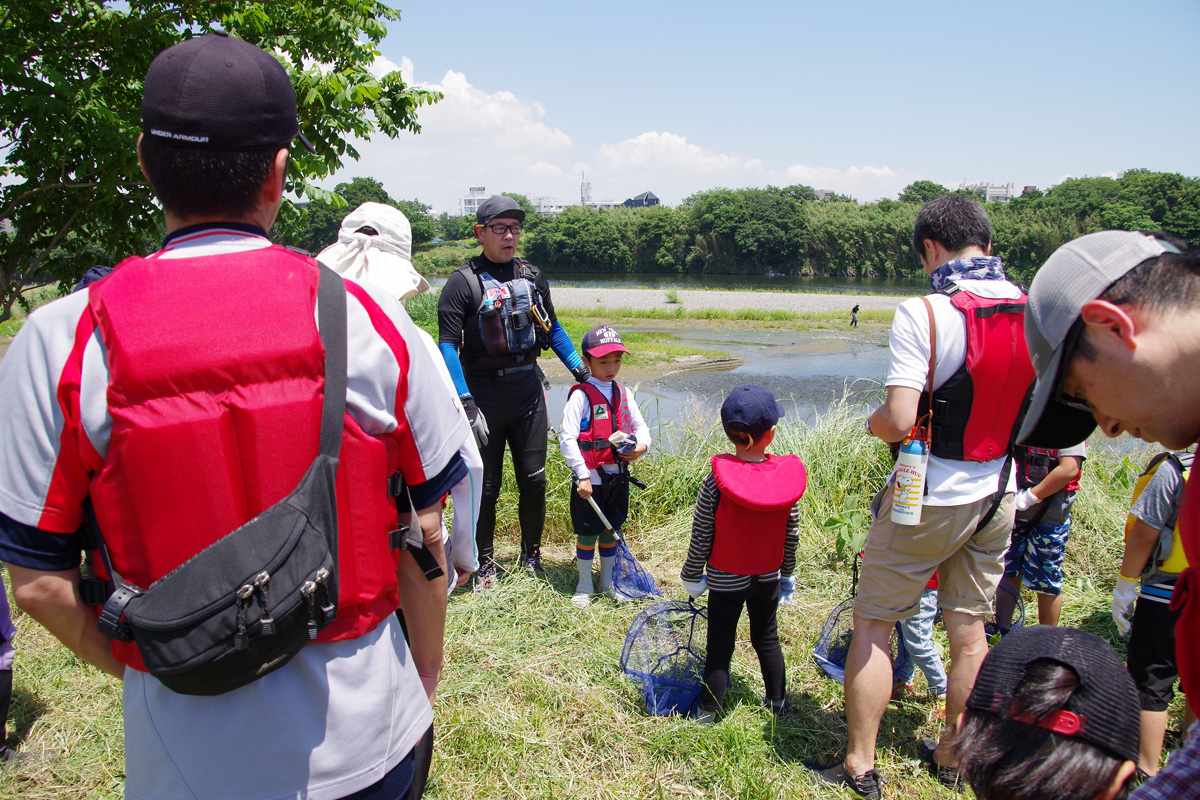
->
xmin=0 ymin=286 xmax=61 ymax=338
xmin=1 ymin=386 xmax=1185 ymax=798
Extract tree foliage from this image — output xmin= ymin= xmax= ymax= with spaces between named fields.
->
xmin=1 ymin=1 xmax=440 ymax=322
xmin=279 ymin=176 xmax=438 ymax=254
xmin=523 ymin=171 xmax=1200 ymax=281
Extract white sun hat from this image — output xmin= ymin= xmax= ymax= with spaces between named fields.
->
xmin=317 ymin=202 xmax=430 ymax=300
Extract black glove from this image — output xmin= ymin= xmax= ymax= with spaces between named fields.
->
xmin=571 ymin=365 xmax=591 ymax=384
xmin=460 ymin=395 xmax=489 ymax=447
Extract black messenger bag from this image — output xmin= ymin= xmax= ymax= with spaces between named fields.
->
xmin=94 ymin=264 xmax=348 ymax=696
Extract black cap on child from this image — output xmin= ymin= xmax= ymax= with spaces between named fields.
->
xmin=966 ymin=626 xmax=1140 ymax=763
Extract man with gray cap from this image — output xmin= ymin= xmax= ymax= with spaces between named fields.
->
xmin=1017 ymin=229 xmax=1200 ymax=800
xmin=1017 ymin=230 xmax=1198 ymax=453
xmin=0 ymin=33 xmax=468 ymax=798
xmin=438 ymin=195 xmax=588 ymax=587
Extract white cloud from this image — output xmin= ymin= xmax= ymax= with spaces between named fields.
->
xmin=596 ymin=131 xmax=744 ymax=174
xmin=415 ymin=70 xmax=572 ymax=152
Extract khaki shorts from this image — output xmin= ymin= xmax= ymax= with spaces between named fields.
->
xmin=854 ymin=487 xmax=1014 ymax=622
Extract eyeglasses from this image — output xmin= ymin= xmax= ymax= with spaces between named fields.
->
xmin=1056 ymin=391 xmax=1094 ymax=414
xmin=484 ymin=223 xmax=521 ymax=235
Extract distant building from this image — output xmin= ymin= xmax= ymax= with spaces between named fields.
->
xmin=814 ymin=189 xmax=836 ymax=201
xmin=960 ymin=181 xmax=1016 ymax=203
xmin=457 ymin=186 xmax=489 ymax=218
xmin=532 ymin=196 xmax=569 ymax=216
xmin=1022 ymin=185 xmax=1039 ymax=196
xmin=623 ymin=191 xmax=659 ymax=208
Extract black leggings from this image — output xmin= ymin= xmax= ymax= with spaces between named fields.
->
xmin=468 ymin=370 xmax=548 ymax=562
xmin=699 ymin=578 xmax=785 ymax=712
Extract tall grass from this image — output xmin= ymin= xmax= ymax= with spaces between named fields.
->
xmin=1 ymin=394 xmax=1175 ymax=799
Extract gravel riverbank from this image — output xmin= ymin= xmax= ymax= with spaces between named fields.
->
xmin=550 ymin=287 xmax=905 ymax=314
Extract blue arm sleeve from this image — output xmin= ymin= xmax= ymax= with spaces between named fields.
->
xmin=548 ymin=321 xmax=583 ymax=372
xmin=438 ymin=341 xmax=470 ymax=397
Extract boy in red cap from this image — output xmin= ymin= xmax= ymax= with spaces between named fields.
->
xmin=559 ymin=325 xmax=650 ymax=605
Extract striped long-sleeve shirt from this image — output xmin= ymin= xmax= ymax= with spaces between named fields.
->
xmin=680 ymin=471 xmax=800 ymax=592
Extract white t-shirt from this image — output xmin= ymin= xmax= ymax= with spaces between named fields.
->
xmin=885 ymin=279 xmax=1024 ymax=506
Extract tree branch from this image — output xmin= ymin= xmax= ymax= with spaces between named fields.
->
xmin=0 ymin=182 xmax=101 ymax=222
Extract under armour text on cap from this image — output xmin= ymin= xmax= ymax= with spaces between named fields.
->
xmin=142 ymin=32 xmax=315 ymax=153
xmin=475 ymin=195 xmax=525 ymax=225
xmin=581 ymin=325 xmax=630 ymax=358
xmin=966 ymin=626 xmax=1140 ymax=764
xmin=1017 ymin=230 xmax=1179 ymax=448
xmin=720 ymin=384 xmax=785 ymax=438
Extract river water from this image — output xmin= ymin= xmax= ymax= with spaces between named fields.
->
xmin=543 ymin=325 xmax=893 ymax=435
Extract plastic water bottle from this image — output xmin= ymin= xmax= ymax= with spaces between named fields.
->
xmin=890 ymin=426 xmax=928 ymax=526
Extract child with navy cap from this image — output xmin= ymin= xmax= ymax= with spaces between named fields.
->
xmin=681 ymin=384 xmax=807 ymax=721
xmin=560 ymin=325 xmax=651 ymax=605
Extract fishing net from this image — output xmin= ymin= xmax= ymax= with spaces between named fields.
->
xmin=621 ymin=600 xmax=707 ymax=716
xmin=611 ymin=534 xmax=662 ymax=600
xmin=812 ymin=597 xmax=912 ymax=684
xmin=984 ymin=578 xmax=1026 ymax=645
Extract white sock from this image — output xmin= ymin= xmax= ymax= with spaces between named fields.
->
xmin=598 ymin=554 xmax=616 ymax=590
xmin=576 ymin=557 xmax=595 ymax=594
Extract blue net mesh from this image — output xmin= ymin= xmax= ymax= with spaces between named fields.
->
xmin=621 ymin=600 xmax=707 ymax=716
xmin=812 ymin=597 xmax=912 ymax=685
xmin=984 ymin=578 xmax=1026 ymax=644
xmin=611 ymin=535 xmax=662 ymax=600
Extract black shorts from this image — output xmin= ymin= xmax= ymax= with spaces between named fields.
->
xmin=1126 ymin=598 xmax=1180 ymax=712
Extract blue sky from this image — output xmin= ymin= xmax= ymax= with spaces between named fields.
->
xmin=326 ymin=0 xmax=1200 ymax=214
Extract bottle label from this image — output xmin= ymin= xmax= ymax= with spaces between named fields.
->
xmin=890 ymin=439 xmax=928 ymax=526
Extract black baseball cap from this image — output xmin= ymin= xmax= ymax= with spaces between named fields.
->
xmin=475 ymin=195 xmax=526 ymax=225
xmin=142 ymin=32 xmax=315 ymax=153
xmin=966 ymin=626 xmax=1140 ymax=763
xmin=720 ymin=384 xmax=785 ymax=438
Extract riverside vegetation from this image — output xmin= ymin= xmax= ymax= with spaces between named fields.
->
xmin=1 ymin=370 xmax=1185 ymax=798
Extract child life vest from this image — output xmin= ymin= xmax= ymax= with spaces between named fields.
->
xmin=708 ymin=454 xmax=807 ymax=575
xmin=1016 ymin=446 xmax=1082 ymax=494
xmin=1127 ymin=451 xmax=1193 ymax=583
xmin=458 ymin=258 xmax=548 ymax=363
xmin=918 ymin=285 xmax=1035 ymax=462
xmin=568 ymin=381 xmax=633 ymax=470
xmin=84 ymin=247 xmax=405 ymax=673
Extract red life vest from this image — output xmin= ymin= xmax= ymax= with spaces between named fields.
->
xmin=1017 ymin=446 xmax=1082 ymax=493
xmin=85 ymin=246 xmax=404 ymax=672
xmin=918 ymin=286 xmax=1036 ymax=462
xmin=568 ymin=381 xmax=633 ymax=470
xmin=709 ymin=454 xmax=807 ymax=575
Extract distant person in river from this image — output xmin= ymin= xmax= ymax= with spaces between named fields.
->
xmin=559 ymin=325 xmax=651 ymax=606
xmin=808 ymin=195 xmax=1033 ymax=799
xmin=437 ymin=195 xmax=589 ymax=589
xmin=681 ymin=384 xmax=806 ymax=723
xmin=851 ymin=303 xmax=860 ymax=327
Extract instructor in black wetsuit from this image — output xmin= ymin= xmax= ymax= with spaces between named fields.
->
xmin=437 ymin=195 xmax=589 ymax=588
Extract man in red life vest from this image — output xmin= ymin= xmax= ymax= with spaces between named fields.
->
xmin=0 ymin=33 xmax=469 ymax=798
xmin=810 ymin=196 xmax=1033 ymax=798
xmin=1016 ymin=230 xmax=1200 ymax=800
